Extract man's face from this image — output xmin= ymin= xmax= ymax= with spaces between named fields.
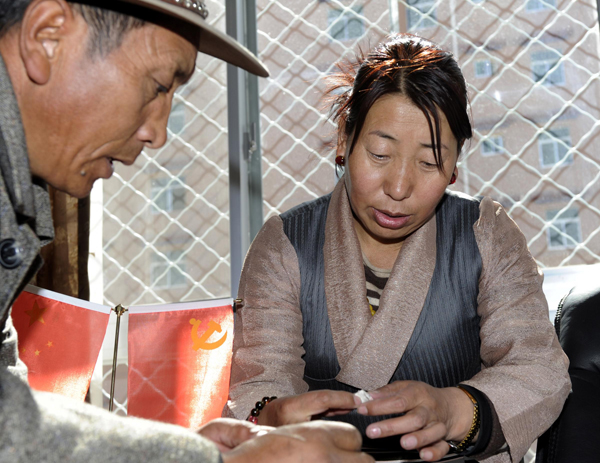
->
xmin=26 ymin=18 xmax=197 ymax=198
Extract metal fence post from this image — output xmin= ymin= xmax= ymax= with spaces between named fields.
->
xmin=226 ymin=0 xmax=263 ymax=298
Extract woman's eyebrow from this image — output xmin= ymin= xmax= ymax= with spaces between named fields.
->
xmin=368 ymin=130 xmax=396 ymax=141
xmin=422 ymin=142 xmax=450 ymax=151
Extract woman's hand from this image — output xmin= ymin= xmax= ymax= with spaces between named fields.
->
xmin=356 ymin=381 xmax=475 ymax=462
xmin=258 ymin=390 xmax=359 ymax=426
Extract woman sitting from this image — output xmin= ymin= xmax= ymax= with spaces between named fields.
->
xmin=224 ymin=34 xmax=570 ymax=463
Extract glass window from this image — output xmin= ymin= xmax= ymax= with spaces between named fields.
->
xmin=328 ymin=6 xmax=364 ymax=41
xmin=538 ymin=128 xmax=572 ymax=168
xmin=151 ymin=250 xmax=187 ymax=289
xmin=474 ymin=59 xmax=493 ymax=78
xmin=94 ymin=0 xmax=600 ymax=412
xmin=531 ymin=49 xmax=565 ymax=86
xmin=526 ymin=0 xmax=557 ymax=12
xmin=151 ymin=177 xmax=187 ymax=214
xmin=406 ymin=0 xmax=436 ymax=30
xmin=481 ymin=135 xmax=504 ymax=156
xmin=546 ymin=209 xmax=582 ymax=249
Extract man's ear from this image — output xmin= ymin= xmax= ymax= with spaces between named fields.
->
xmin=19 ymin=0 xmax=74 ymax=85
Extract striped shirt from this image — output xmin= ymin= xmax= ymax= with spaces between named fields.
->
xmin=363 ymin=255 xmax=391 ymax=315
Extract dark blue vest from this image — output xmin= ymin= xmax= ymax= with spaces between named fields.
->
xmin=280 ymin=191 xmax=483 ymax=438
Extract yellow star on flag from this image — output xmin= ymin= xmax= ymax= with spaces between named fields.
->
xmin=34 ymin=350 xmax=41 ymax=356
xmin=47 ymin=341 xmax=53 ymax=348
xmin=25 ymin=301 xmax=47 ymax=326
xmin=21 ymin=347 xmax=26 ymax=354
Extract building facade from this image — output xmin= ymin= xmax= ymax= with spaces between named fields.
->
xmin=100 ymin=0 xmax=600 ymax=307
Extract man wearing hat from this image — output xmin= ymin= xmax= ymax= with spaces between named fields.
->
xmin=0 ymin=1 xmax=371 ymax=461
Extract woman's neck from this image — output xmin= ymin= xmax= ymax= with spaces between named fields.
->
xmin=353 ymin=219 xmax=404 ymax=270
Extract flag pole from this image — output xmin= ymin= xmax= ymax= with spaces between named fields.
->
xmin=233 ymin=298 xmax=244 ymax=312
xmin=109 ymin=304 xmax=127 ymax=412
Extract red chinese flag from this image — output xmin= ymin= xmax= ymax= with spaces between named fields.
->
xmin=11 ymin=285 xmax=111 ymax=401
xmin=127 ymin=298 xmax=233 ymax=429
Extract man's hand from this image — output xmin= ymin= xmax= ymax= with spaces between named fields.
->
xmin=356 ymin=381 xmax=475 ymax=462
xmin=221 ymin=421 xmax=374 ymax=463
xmin=258 ymin=390 xmax=358 ymax=426
xmin=197 ymin=418 xmax=273 ymax=453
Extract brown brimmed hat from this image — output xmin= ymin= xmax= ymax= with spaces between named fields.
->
xmin=119 ymin=0 xmax=269 ymax=77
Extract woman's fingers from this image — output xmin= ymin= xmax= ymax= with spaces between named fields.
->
xmin=400 ymin=421 xmax=447 ymax=451
xmin=265 ymin=390 xmax=358 ymax=425
xmin=364 ymin=416 xmax=451 ymax=460
xmin=417 ymin=438 xmax=451 ymax=462
xmin=357 ymin=393 xmax=412 ymax=416
xmin=358 ymin=382 xmax=466 ymax=439
xmin=291 ymin=390 xmax=358 ymax=416
xmin=364 ymin=406 xmax=434 ymax=439
xmin=358 ymin=382 xmax=430 ymax=417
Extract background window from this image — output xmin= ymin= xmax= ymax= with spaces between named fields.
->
xmin=481 ymin=135 xmax=504 ymax=156
xmin=151 ymin=177 xmax=187 ymax=214
xmin=94 ymin=0 xmax=600 ymax=414
xmin=474 ymin=59 xmax=493 ymax=78
xmin=328 ymin=6 xmax=364 ymax=41
xmin=531 ymin=50 xmax=565 ymax=86
xmin=526 ymin=0 xmax=557 ymax=12
xmin=406 ymin=0 xmax=436 ymax=30
xmin=539 ymin=128 xmax=572 ymax=168
xmin=546 ymin=209 xmax=582 ymax=250
xmin=167 ymin=103 xmax=186 ymax=135
xmin=151 ymin=250 xmax=187 ymax=289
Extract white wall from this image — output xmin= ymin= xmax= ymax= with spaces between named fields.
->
xmin=543 ymin=263 xmax=600 ymax=322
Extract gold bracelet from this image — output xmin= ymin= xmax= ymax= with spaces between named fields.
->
xmin=447 ymin=386 xmax=480 ymax=453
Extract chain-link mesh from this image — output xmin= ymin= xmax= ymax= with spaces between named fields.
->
xmin=94 ymin=0 xmax=232 ymax=414
xmin=258 ymin=0 xmax=600 ymax=269
xmin=101 ymin=1 xmax=231 ymax=311
xmin=93 ymin=0 xmax=600 ymax=414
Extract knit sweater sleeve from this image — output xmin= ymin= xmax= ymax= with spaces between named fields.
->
xmin=0 ymin=367 xmax=222 ymax=463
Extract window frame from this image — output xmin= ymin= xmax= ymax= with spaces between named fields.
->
xmin=150 ymin=250 xmax=187 ymax=289
xmin=481 ymin=135 xmax=505 ymax=156
xmin=406 ymin=0 xmax=437 ymax=31
xmin=531 ymin=49 xmax=565 ymax=86
xmin=150 ymin=177 xmax=187 ymax=215
xmin=546 ymin=209 xmax=582 ymax=250
xmin=538 ymin=128 xmax=573 ymax=168
xmin=474 ymin=59 xmax=493 ymax=78
xmin=526 ymin=0 xmax=557 ymax=12
xmin=327 ymin=5 xmax=365 ymax=42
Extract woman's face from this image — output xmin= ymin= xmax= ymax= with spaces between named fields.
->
xmin=345 ymin=93 xmax=459 ymax=247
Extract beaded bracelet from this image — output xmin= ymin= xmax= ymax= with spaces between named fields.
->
xmin=247 ymin=396 xmax=277 ymax=424
xmin=447 ymin=386 xmax=480 ymax=453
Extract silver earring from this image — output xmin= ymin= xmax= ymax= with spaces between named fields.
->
xmin=80 ymin=170 xmax=86 ymax=177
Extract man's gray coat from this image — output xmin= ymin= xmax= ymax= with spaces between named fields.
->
xmin=0 ymin=55 xmax=222 ymax=463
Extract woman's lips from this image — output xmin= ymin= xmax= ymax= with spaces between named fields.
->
xmin=372 ymin=208 xmax=411 ymax=229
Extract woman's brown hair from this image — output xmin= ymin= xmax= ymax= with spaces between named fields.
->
xmin=327 ymin=33 xmax=472 ymax=172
